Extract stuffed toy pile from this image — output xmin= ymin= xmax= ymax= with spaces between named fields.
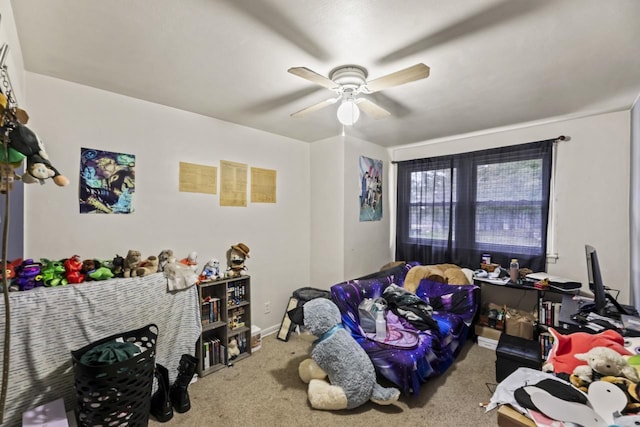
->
xmin=288 ymin=298 xmax=400 ymax=410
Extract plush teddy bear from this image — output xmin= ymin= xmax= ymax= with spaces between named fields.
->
xmin=123 ymin=250 xmax=142 ymax=278
xmin=288 ymin=298 xmax=400 ymax=410
xmin=572 ymin=346 xmax=640 ymax=385
xmin=136 ymin=255 xmax=159 ymax=277
xmin=226 ymin=243 xmax=249 ymax=278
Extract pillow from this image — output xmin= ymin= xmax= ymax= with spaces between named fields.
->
xmin=542 ymin=327 xmax=631 ymax=375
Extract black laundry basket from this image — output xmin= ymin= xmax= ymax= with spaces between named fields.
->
xmin=71 ymin=324 xmax=158 ymax=427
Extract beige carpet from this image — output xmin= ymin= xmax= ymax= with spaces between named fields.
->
xmin=150 ymin=332 xmax=501 ymax=427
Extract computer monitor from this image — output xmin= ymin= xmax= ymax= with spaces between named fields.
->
xmin=585 ymin=244 xmax=629 ymax=318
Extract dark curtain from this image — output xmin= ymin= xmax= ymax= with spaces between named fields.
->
xmin=396 ymin=140 xmax=553 ymax=272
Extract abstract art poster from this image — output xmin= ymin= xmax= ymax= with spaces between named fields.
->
xmin=359 ymin=155 xmax=382 ymax=221
xmin=79 ymin=148 xmax=135 ymax=214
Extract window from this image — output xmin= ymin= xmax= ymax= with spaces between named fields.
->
xmin=396 ymin=140 xmax=553 ymax=271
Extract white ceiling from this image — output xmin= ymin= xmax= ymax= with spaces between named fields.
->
xmin=9 ymin=0 xmax=640 ymax=147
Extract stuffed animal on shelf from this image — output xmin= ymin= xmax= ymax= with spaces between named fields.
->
xmin=571 ymin=346 xmax=640 ymax=385
xmin=123 ymin=250 xmax=142 ymax=278
xmin=288 ymin=298 xmax=400 ymax=410
xmin=226 ymin=243 xmax=249 ymax=278
xmin=156 ymin=249 xmax=174 ymax=272
xmin=64 ymin=255 xmax=85 ymax=284
xmin=136 ymin=255 xmax=159 ymax=277
xmin=228 ymin=338 xmax=240 ymax=361
xmin=3 ymin=122 xmax=69 ymax=187
xmin=198 ymin=258 xmax=221 ymax=282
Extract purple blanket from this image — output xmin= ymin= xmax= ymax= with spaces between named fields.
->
xmin=330 ymin=264 xmax=478 ymax=394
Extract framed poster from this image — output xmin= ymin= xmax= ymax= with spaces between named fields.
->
xmin=359 ymin=156 xmax=382 ymax=221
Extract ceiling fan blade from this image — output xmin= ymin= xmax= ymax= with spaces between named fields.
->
xmin=364 ymin=63 xmax=430 ymax=93
xmin=290 ymin=97 xmax=339 ymax=118
xmin=288 ymin=67 xmax=338 ymax=90
xmin=356 ymin=98 xmax=391 ymax=120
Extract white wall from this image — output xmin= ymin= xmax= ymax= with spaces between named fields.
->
xmin=391 ymin=111 xmax=633 ymax=303
xmin=343 ymin=135 xmax=392 ymax=279
xmin=309 ymin=136 xmax=344 ymax=288
xmin=631 ymin=97 xmax=640 ymax=308
xmin=23 ymin=72 xmax=311 ymax=331
xmin=0 ymin=1 xmax=25 ymax=103
xmin=308 ymin=134 xmax=393 ymax=288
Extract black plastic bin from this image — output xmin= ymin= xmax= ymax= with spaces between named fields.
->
xmin=71 ymin=324 xmax=158 ymax=427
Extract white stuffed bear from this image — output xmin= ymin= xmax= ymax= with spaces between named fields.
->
xmin=289 ymin=298 xmax=400 ymax=410
xmin=572 ymin=346 xmax=640 ymax=384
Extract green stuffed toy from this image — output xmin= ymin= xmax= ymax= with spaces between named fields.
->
xmin=40 ymin=259 xmax=68 ymax=287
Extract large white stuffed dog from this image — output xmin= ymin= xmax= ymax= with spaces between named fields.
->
xmin=289 ymin=298 xmax=400 ymax=410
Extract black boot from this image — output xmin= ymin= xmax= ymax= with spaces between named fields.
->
xmin=150 ymin=364 xmax=173 ymax=422
xmin=170 ymin=354 xmax=198 ymax=413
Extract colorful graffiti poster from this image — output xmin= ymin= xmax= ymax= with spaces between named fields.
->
xmin=359 ymin=156 xmax=382 ymax=221
xmin=79 ymin=148 xmax=135 ymax=214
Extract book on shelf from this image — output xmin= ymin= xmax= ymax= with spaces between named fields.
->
xmin=203 ymin=341 xmax=210 ymax=369
xmin=201 ymin=300 xmax=211 ymax=325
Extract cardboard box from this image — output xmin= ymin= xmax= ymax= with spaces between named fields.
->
xmin=497 ymin=405 xmax=536 ymax=427
xmin=505 ymin=307 xmax=535 ymax=340
xmin=479 ymin=302 xmax=505 ymax=330
xmin=475 ymin=324 xmax=503 ymax=341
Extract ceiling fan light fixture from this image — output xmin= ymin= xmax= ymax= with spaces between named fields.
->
xmin=337 ymin=100 xmax=360 ymax=126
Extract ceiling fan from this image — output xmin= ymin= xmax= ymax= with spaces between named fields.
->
xmin=287 ymin=63 xmax=430 ymax=125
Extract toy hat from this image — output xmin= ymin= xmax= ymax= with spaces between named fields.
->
xmin=232 ymin=243 xmax=250 ymax=258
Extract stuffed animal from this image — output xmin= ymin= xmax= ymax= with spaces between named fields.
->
xmin=89 ymin=265 xmax=115 ymax=281
xmin=80 ymin=259 xmax=114 ymax=281
xmin=64 ymin=255 xmax=86 ymax=284
xmin=14 ymin=259 xmax=44 ymax=291
xmin=110 ymin=254 xmax=125 ymax=277
xmin=163 ymin=256 xmax=199 ymax=291
xmin=179 ymin=251 xmax=198 ymax=272
xmin=157 ymin=249 xmax=174 ymax=272
xmin=226 ymin=243 xmax=249 ymax=278
xmin=136 ymin=255 xmax=159 ymax=277
xmin=572 ymin=346 xmax=640 ymax=384
xmin=40 ymin=259 xmax=67 ymax=287
xmin=228 ymin=338 xmax=240 ymax=361
xmin=288 ymin=298 xmax=400 ymax=410
xmin=123 ymin=250 xmax=142 ymax=278
xmin=3 ymin=122 xmax=69 ymax=187
xmin=198 ymin=258 xmax=221 ymax=282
